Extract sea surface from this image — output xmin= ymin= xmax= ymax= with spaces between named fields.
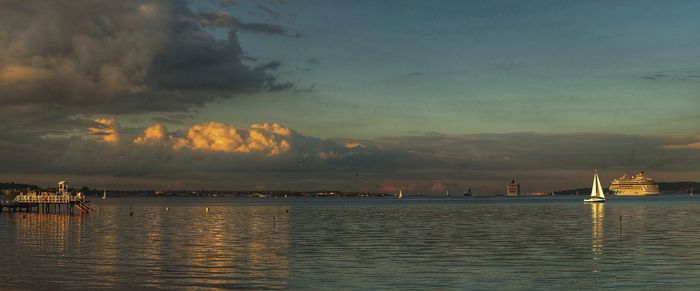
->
xmin=2 ymin=195 xmax=700 ymax=290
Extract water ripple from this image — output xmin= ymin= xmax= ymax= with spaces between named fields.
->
xmin=2 ymin=196 xmax=700 ymax=289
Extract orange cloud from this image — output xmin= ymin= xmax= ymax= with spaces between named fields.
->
xmin=378 ymin=180 xmax=416 ymax=193
xmin=664 ymin=142 xmax=700 ymax=150
xmin=134 ymin=123 xmax=167 ymax=144
xmin=344 ymin=142 xmax=366 ymax=149
xmin=430 ymin=180 xmax=446 ymax=192
xmin=138 ymin=3 xmax=157 ymax=15
xmin=169 ymin=122 xmax=293 ymax=156
xmin=0 ymin=65 xmax=49 ymax=83
xmin=88 ymin=118 xmax=120 ymax=143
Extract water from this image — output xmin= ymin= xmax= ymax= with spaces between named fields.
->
xmin=2 ymin=195 xmax=700 ymax=289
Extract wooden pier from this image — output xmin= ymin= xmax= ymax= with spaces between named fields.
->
xmin=1 ymin=180 xmax=97 ymax=215
xmin=1 ymin=197 xmax=97 ymax=215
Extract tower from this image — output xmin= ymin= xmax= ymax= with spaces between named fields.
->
xmin=58 ymin=180 xmax=68 ymax=195
xmin=507 ymin=179 xmax=520 ymax=196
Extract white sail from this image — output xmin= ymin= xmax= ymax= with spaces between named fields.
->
xmin=398 ymin=190 xmax=404 ymax=199
xmin=585 ymin=170 xmax=606 ymax=203
xmin=102 ymin=190 xmax=107 ymax=200
xmin=596 ymin=173 xmax=605 ymax=199
xmin=590 ymin=171 xmax=605 ymax=199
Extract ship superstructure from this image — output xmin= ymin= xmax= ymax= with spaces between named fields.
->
xmin=609 ymin=171 xmax=660 ymax=196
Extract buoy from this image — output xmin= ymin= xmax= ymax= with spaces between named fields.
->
xmin=165 ymin=207 xmax=169 ymax=211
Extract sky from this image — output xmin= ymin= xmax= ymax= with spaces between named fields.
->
xmin=0 ymin=0 xmax=698 ymax=194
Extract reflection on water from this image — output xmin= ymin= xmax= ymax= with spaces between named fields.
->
xmin=3 ymin=196 xmax=700 ymax=289
xmin=590 ymin=203 xmax=604 ymax=259
xmin=0 ymin=201 xmax=290 ymax=289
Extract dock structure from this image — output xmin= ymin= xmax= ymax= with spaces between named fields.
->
xmin=0 ymin=180 xmax=97 ymax=215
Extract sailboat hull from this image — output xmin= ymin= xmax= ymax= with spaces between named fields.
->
xmin=584 ymin=198 xmax=605 ymax=203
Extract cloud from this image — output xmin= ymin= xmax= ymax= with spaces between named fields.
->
xmin=235 ymin=21 xmax=290 ymax=36
xmin=642 ymin=71 xmax=700 ymax=82
xmin=360 ymin=132 xmax=700 ymax=193
xmin=430 ymin=180 xmax=446 ymax=192
xmin=378 ymin=180 xmax=417 ymax=193
xmin=134 ymin=123 xmax=167 ymax=145
xmin=664 ymin=142 xmax=700 ymax=149
xmin=196 ymin=11 xmax=293 ymax=36
xmin=88 ymin=119 xmax=121 ymax=143
xmin=2 ymin=120 xmax=699 ymax=193
xmin=169 ymin=122 xmax=293 ymax=156
xmin=150 ymin=112 xmax=196 ymax=125
xmin=0 ymin=0 xmax=291 ymax=119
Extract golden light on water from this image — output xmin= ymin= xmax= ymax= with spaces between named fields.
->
xmin=591 ymin=203 xmax=604 ymax=260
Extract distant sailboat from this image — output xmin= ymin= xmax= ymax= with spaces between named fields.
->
xmin=102 ymin=190 xmax=107 ymax=200
xmin=584 ymin=170 xmax=606 ymax=203
xmin=445 ymin=190 xmax=450 ymax=197
xmin=398 ymin=189 xmax=404 ymax=199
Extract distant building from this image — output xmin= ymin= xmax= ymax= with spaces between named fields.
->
xmin=507 ymin=179 xmax=520 ymax=196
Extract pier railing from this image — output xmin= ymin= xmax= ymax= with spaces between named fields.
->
xmin=13 ymin=195 xmax=76 ymax=204
xmin=2 ymin=195 xmax=96 ymax=214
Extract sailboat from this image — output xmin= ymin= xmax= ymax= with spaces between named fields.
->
xmin=584 ymin=170 xmax=606 ymax=203
xmin=102 ymin=190 xmax=107 ymax=200
xmin=398 ymin=189 xmax=404 ymax=199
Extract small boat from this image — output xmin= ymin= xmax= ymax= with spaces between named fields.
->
xmin=397 ymin=189 xmax=404 ymax=199
xmin=102 ymin=190 xmax=107 ymax=200
xmin=584 ymin=170 xmax=606 ymax=203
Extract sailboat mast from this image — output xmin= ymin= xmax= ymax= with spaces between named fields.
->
xmin=591 ymin=171 xmax=599 ymax=198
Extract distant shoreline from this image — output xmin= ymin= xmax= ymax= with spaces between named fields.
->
xmin=3 ymin=181 xmax=697 ymax=198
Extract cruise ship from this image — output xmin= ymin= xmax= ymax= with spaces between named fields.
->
xmin=609 ymin=171 xmax=660 ymax=196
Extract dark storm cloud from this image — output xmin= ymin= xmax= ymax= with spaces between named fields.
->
xmin=150 ymin=113 xmax=197 ymax=125
xmin=353 ymin=132 xmax=700 ymax=193
xmin=235 ymin=21 xmax=289 ymax=36
xmin=0 ymin=0 xmax=290 ymax=118
xmin=373 ymin=132 xmax=700 ymax=172
xmin=196 ymin=11 xmax=292 ymax=36
xmin=642 ymin=71 xmax=700 ymax=82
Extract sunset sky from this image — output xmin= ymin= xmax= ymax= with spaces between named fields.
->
xmin=1 ymin=0 xmax=699 ymax=193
